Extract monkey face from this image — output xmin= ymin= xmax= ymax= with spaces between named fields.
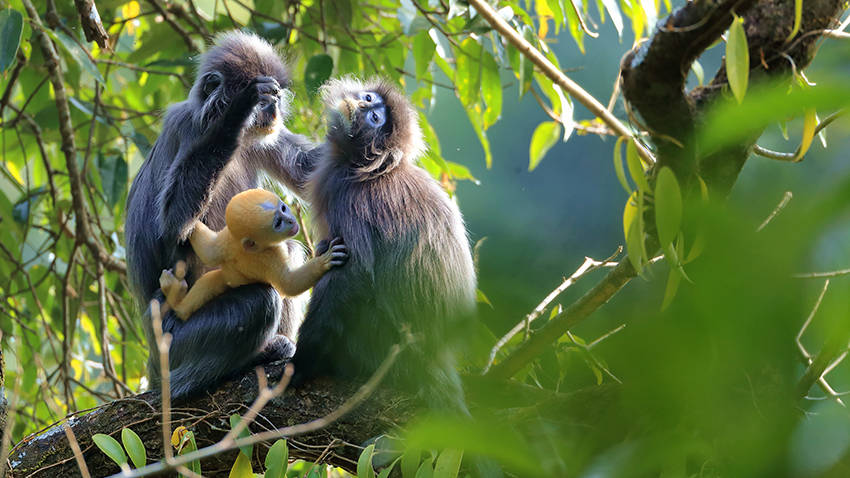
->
xmin=320 ymin=78 xmax=425 ymax=178
xmin=193 ymin=32 xmax=292 ymax=144
xmin=225 ymin=189 xmax=299 ymax=249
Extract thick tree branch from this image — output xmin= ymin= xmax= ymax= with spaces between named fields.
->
xmin=8 ymin=363 xmax=415 ymax=477
xmin=73 ymin=0 xmax=109 ymax=48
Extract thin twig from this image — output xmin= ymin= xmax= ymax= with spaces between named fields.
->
xmin=793 ymin=268 xmax=850 ymax=279
xmin=756 ymin=191 xmax=793 ymax=232
xmin=482 ymin=247 xmax=622 ymax=374
xmin=467 ymin=0 xmax=655 ymax=164
xmin=150 ymin=300 xmax=174 ymax=462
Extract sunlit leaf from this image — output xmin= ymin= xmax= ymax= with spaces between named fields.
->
xmin=264 ymin=439 xmax=288 ymax=478
xmin=529 ymin=121 xmax=561 ymax=171
xmin=92 ymin=433 xmax=127 ymax=466
xmin=121 ymin=428 xmax=146 ymax=468
xmin=726 ymin=15 xmax=749 ymax=104
xmin=228 ymin=451 xmax=253 ymax=478
xmin=456 ymin=38 xmax=482 ymax=107
xmin=786 ymin=0 xmax=802 ymax=41
xmin=481 ymin=51 xmax=502 ymax=129
xmin=691 ymin=59 xmax=704 ymax=86
xmin=0 ymin=9 xmax=23 ymax=73
xmin=612 ymin=137 xmax=632 ymax=194
xmin=655 ymin=166 xmax=682 ymax=247
xmin=413 ymin=31 xmax=435 ymax=80
xmin=224 ymin=0 xmax=254 ymax=25
xmin=797 ymin=108 xmax=818 ymax=160
xmin=625 ymin=140 xmax=649 ymax=191
xmin=599 ymin=0 xmax=624 ymax=37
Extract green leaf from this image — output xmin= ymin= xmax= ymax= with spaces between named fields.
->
xmin=413 ymin=31 xmax=435 ymax=80
xmin=264 ymin=439 xmax=288 ymax=478
xmin=224 ymin=0 xmax=253 ymax=25
xmin=0 ymin=9 xmax=23 ymax=73
xmin=180 ymin=431 xmax=201 ymax=476
xmin=624 ymin=191 xmax=645 ymax=273
xmin=51 ymin=30 xmax=105 ymax=84
xmin=481 ymin=51 xmax=502 ymax=129
xmin=121 ymin=428 xmax=146 ymax=468
xmin=625 ymin=139 xmax=649 ymax=191
xmin=661 ymin=248 xmax=682 ymax=310
xmin=98 ymin=154 xmax=128 ymax=208
xmin=358 ymin=444 xmax=377 ymax=478
xmin=228 ymin=451 xmax=253 ymax=478
xmin=726 ymin=15 xmax=749 ymax=104
xmin=612 ymin=137 xmax=632 ymax=194
xmin=402 ymin=448 xmax=421 ymax=478
xmin=415 ymin=458 xmax=434 ymax=478
xmin=455 ymin=38 xmax=482 ymax=108
xmin=433 ymin=449 xmax=463 ymax=478
xmin=654 ymin=166 xmax=682 ymax=247
xmin=528 ymin=121 xmax=561 ymax=171
xmin=92 ymin=433 xmax=128 ymax=466
xmin=304 ymin=54 xmax=333 ymax=97
xmin=691 ymin=59 xmax=704 ymax=86
xmin=518 ymin=26 xmax=535 ymax=97
xmin=229 ymin=414 xmax=253 ymax=458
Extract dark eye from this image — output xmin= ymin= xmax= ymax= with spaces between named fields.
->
xmin=365 ymin=107 xmax=385 ymax=128
xmin=364 ymin=93 xmax=373 ymax=102
xmin=202 ymin=73 xmax=222 ymax=97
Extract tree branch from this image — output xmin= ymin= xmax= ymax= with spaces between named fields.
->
xmin=73 ymin=0 xmax=109 ymax=48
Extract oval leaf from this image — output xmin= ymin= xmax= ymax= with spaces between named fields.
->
xmin=228 ymin=451 xmax=253 ymax=478
xmin=401 ymin=448 xmax=421 ymax=478
xmin=625 ymin=139 xmax=649 ymax=191
xmin=305 ymin=54 xmax=333 ymax=96
xmin=121 ymin=428 xmax=146 ymax=468
xmin=796 ymin=108 xmax=818 ymax=160
xmin=264 ymin=439 xmax=288 ymax=478
xmin=654 ymin=166 xmax=683 ymax=247
xmin=726 ymin=16 xmax=749 ymax=104
xmin=433 ymin=449 xmax=463 ymax=478
xmin=357 ymin=444 xmax=377 ymax=478
xmin=92 ymin=433 xmax=127 ymax=466
xmin=0 ymin=9 xmax=23 ymax=73
xmin=529 ymin=121 xmax=561 ymax=171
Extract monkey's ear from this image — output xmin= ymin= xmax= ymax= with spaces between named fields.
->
xmin=242 ymin=237 xmax=258 ymax=252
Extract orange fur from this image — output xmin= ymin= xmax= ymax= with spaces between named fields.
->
xmin=160 ymin=189 xmax=346 ymax=320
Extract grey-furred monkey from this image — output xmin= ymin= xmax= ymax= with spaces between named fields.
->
xmin=125 ymin=32 xmax=323 ymax=399
xmin=291 ymin=77 xmax=478 ymax=413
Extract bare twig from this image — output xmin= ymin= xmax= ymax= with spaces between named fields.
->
xmin=111 ymin=344 xmax=404 ymax=478
xmin=795 ymin=280 xmax=847 ymax=406
xmin=466 ymin=0 xmax=654 ymax=164
xmin=150 ymin=300 xmax=174 ymax=462
xmin=793 ymin=269 xmax=850 ymax=279
xmin=756 ymin=191 xmax=793 ymax=232
xmin=483 ymin=247 xmax=622 ymax=373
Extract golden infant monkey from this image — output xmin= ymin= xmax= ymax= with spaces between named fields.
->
xmin=159 ymin=189 xmax=348 ymax=320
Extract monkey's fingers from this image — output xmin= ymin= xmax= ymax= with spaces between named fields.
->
xmin=174 ymin=260 xmax=187 ymax=280
xmin=329 ymin=251 xmax=349 ymax=267
xmin=159 ymin=269 xmax=177 ymax=290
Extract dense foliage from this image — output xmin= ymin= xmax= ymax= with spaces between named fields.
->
xmin=1 ymin=0 xmax=850 ymax=476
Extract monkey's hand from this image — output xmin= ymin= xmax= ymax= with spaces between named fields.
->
xmin=159 ymin=265 xmax=188 ymax=310
xmin=223 ymin=76 xmax=281 ymax=131
xmin=313 ymin=238 xmax=329 ymax=257
xmin=318 ymin=237 xmax=348 ymax=270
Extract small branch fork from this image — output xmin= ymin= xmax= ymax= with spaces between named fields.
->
xmin=482 ymin=247 xmax=623 ymax=374
xmin=795 ymin=280 xmax=850 ymax=406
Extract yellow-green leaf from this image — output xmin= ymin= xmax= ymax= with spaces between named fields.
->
xmin=401 ymin=448 xmax=421 ymax=478
xmin=264 ymin=439 xmax=288 ymax=478
xmin=357 ymin=444 xmax=377 ymax=478
xmin=529 ymin=121 xmax=562 ymax=171
xmin=661 ymin=255 xmax=682 ymax=310
xmin=481 ymin=51 xmax=502 ymax=129
xmin=92 ymin=433 xmax=127 ymax=466
xmin=121 ymin=428 xmax=146 ymax=468
xmin=625 ymin=139 xmax=649 ymax=191
xmin=726 ymin=15 xmax=749 ymax=104
xmin=796 ymin=108 xmax=818 ymax=160
xmin=455 ymin=38 xmax=482 ymax=108
xmin=228 ymin=451 xmax=253 ymax=478
xmin=433 ymin=449 xmax=463 ymax=478
xmin=613 ymin=137 xmax=632 ymax=194
xmin=654 ymin=166 xmax=682 ymax=247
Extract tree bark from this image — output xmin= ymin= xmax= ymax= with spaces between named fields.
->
xmin=8 ymin=363 xmax=415 ymax=477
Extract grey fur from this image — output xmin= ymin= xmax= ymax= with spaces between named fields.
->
xmin=291 ymin=77 xmax=477 ymax=410
xmin=125 ymin=31 xmax=322 ymax=399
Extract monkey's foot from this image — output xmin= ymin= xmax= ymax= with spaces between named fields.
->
xmin=159 ymin=269 xmax=188 ymax=308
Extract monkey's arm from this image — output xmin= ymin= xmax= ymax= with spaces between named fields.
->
xmin=173 ymin=269 xmax=230 ymax=320
xmin=188 ymin=222 xmax=227 ymax=266
xmin=158 ymin=78 xmax=281 ymax=243
xmin=258 ymin=130 xmax=327 ymax=198
xmin=273 ymin=237 xmax=347 ymax=296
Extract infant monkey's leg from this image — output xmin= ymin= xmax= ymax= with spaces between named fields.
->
xmin=173 ymin=269 xmax=230 ymax=320
xmin=159 ymin=260 xmax=188 ymax=312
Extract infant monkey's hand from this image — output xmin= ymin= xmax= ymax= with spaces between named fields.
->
xmin=318 ymin=237 xmax=348 ymax=270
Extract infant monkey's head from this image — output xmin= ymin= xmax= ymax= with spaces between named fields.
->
xmin=225 ymin=189 xmax=298 ymax=251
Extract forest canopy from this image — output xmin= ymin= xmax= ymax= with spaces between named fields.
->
xmin=1 ymin=0 xmax=850 ymax=477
